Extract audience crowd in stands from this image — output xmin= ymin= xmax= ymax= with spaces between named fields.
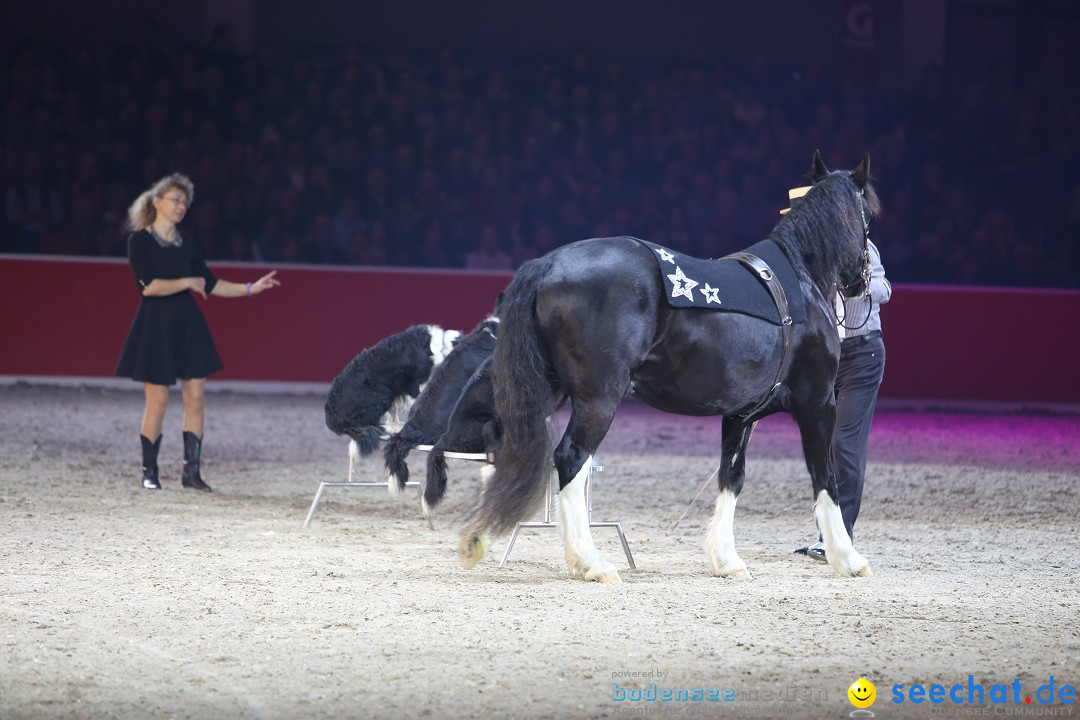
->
xmin=2 ymin=20 xmax=1078 ymax=287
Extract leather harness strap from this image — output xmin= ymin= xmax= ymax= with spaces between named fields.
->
xmin=724 ymin=251 xmax=794 ymax=419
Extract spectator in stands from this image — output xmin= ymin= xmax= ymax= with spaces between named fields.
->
xmin=1 ymin=22 xmax=1075 ymax=288
xmin=464 ymin=224 xmax=513 ymax=270
xmin=4 ymin=151 xmax=64 ymax=252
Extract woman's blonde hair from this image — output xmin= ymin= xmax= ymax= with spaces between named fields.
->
xmin=126 ymin=173 xmax=195 ymax=231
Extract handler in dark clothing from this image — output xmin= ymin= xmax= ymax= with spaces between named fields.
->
xmin=796 ymin=239 xmax=889 ymax=559
xmin=833 ymin=240 xmax=889 ymax=533
xmin=788 ymin=185 xmax=891 ymax=560
xmin=116 ymin=173 xmax=280 ymax=491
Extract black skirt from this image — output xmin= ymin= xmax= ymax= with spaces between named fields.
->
xmin=116 ymin=293 xmax=223 ymax=385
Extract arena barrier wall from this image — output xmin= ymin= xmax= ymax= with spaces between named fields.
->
xmin=2 ymin=255 xmax=1078 ymax=405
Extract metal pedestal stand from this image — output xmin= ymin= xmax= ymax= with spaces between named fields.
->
xmin=498 ymin=463 xmax=636 ymax=570
xmin=303 ymin=442 xmax=421 ymax=528
xmin=304 ymin=439 xmax=635 ymax=573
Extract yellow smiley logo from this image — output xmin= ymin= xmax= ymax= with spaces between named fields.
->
xmin=848 ymin=678 xmax=877 ymax=708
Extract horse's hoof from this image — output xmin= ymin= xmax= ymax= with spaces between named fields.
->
xmin=568 ymin=558 xmax=622 ymax=584
xmin=848 ymin=560 xmax=873 ymax=577
xmin=832 ymin=550 xmax=872 ymax=578
xmin=592 ymin=571 xmax=622 ymax=584
xmin=709 ymin=554 xmax=752 ymax=579
xmin=458 ymin=532 xmax=488 ymax=570
xmin=713 ymin=563 xmax=752 ymax=580
xmin=584 ymin=565 xmax=622 ymax=584
xmin=836 ymin=564 xmax=873 ymax=578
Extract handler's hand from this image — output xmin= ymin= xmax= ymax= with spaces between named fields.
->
xmin=188 ymin=277 xmax=207 ymax=299
xmin=250 ymin=271 xmax=281 ymax=295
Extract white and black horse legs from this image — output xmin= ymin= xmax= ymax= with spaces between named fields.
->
xmin=556 ymin=456 xmax=620 ymax=583
xmin=796 ymin=410 xmax=872 ymax=577
xmin=706 ymin=417 xmax=753 ymax=579
xmin=553 ymin=404 xmax=621 ymax=584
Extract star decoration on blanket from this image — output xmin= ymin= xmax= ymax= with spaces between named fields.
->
xmin=666 ymin=266 xmax=699 ymax=300
xmin=655 ymin=247 xmax=676 ymax=264
xmin=700 ymin=284 xmax=721 ymax=305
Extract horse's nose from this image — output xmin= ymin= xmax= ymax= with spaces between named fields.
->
xmin=325 ymin=406 xmax=345 ymax=434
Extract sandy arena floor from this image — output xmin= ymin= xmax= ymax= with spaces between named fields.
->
xmin=1 ymin=382 xmax=1078 ymax=719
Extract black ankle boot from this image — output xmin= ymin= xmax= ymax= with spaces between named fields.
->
xmin=141 ymin=434 xmax=161 ymax=490
xmin=181 ymin=431 xmax=212 ymax=492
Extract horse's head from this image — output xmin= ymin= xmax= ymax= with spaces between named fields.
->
xmin=324 ymin=355 xmax=400 ymax=449
xmin=325 ymin=324 xmax=453 ymax=451
xmin=785 ymin=151 xmax=880 ymax=299
xmin=819 ymin=152 xmax=879 ymax=298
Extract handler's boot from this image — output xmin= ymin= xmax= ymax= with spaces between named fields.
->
xmin=140 ymin=434 xmax=161 ymax=490
xmin=181 ymin=431 xmax=212 ymax=492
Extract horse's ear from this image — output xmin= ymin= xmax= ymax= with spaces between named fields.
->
xmin=852 ymin=154 xmax=871 ymax=189
xmin=811 ymin=150 xmax=829 ymax=183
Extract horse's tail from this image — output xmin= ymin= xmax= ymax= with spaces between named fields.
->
xmin=460 ymin=258 xmax=556 ymax=566
xmin=423 ymin=439 xmax=450 ymax=516
xmin=383 ymin=427 xmax=421 ymax=493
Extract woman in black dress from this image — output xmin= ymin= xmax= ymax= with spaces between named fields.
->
xmin=116 ymin=173 xmax=280 ymax=491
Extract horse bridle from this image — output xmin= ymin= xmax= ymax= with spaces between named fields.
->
xmin=837 ymin=190 xmax=874 ymax=331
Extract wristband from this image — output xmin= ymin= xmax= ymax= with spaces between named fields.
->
xmin=245 ymin=282 xmax=252 ymax=297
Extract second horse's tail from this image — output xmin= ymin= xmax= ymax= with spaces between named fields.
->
xmin=460 ymin=258 xmax=557 ymax=567
xmin=383 ymin=427 xmax=424 ymax=492
xmin=424 ymin=439 xmax=450 ymax=514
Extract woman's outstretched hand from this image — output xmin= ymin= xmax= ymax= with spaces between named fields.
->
xmin=250 ymin=271 xmax=281 ymax=295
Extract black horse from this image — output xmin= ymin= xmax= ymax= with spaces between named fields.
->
xmin=459 ymin=153 xmax=879 ymax=582
xmin=422 ymin=356 xmax=499 ymax=518
xmin=384 ymin=317 xmax=499 ymax=493
xmin=324 ymin=324 xmax=459 ymax=456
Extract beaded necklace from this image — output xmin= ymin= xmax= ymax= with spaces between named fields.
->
xmin=149 ymin=226 xmax=184 ymax=248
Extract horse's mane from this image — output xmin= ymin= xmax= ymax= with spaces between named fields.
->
xmin=768 ymin=171 xmax=880 ymax=296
